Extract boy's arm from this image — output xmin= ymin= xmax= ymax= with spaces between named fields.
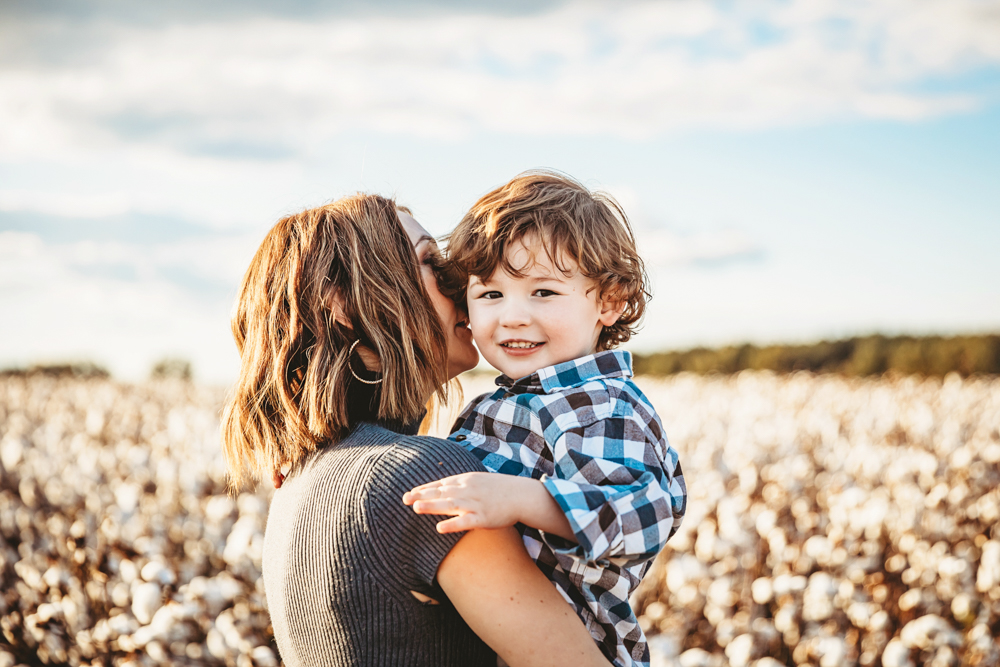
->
xmin=404 ymin=472 xmax=576 ymax=541
xmin=405 ymin=411 xmax=686 ymax=563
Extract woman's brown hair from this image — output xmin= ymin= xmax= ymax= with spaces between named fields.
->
xmin=222 ymin=194 xmax=449 ymax=490
xmin=448 ymin=170 xmax=648 ymax=351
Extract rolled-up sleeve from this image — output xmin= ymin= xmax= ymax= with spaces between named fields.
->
xmin=365 ymin=438 xmax=488 ymax=598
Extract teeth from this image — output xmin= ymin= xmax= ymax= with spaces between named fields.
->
xmin=502 ymin=341 xmax=540 ymax=349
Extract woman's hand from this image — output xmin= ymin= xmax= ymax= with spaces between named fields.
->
xmin=272 ymin=462 xmax=291 ymax=489
xmin=403 ymin=472 xmax=576 ymax=541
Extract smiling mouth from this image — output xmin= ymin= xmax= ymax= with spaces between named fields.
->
xmin=500 ymin=341 xmax=542 ymax=349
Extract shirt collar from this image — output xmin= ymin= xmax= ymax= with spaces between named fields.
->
xmin=496 ymin=350 xmax=633 ymax=394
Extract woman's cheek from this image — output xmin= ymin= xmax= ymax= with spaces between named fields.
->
xmin=421 ymin=271 xmax=453 ymax=323
xmin=468 ymin=318 xmax=487 ymax=348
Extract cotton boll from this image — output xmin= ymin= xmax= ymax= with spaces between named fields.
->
xmin=678 ymin=648 xmax=713 ymax=667
xmin=950 ymin=593 xmax=978 ymax=624
xmin=251 ymin=646 xmax=279 ymax=667
xmin=115 ymin=483 xmax=141 ymax=514
xmin=0 ymin=435 xmax=25 ymax=471
xmin=724 ymin=634 xmax=754 ymax=667
xmin=752 ymin=660 xmax=784 ymax=667
xmin=131 ymin=582 xmax=162 ymax=625
xmin=119 ymin=559 xmax=138 ymax=585
xmin=882 ymin=639 xmax=914 ymax=667
xmin=140 ymin=560 xmax=176 ymax=586
xmin=976 ymin=541 xmax=1000 ymax=593
xmin=816 ymin=636 xmax=846 ymax=667
xmin=802 ymin=572 xmax=838 ymax=621
xmin=205 ymin=495 xmax=236 ymax=524
xmin=899 ymin=615 xmax=960 ymax=650
xmin=750 ymin=577 xmax=773 ymax=604
xmin=898 ymin=588 xmax=923 ymax=612
xmin=773 ymin=604 xmax=798 ymax=634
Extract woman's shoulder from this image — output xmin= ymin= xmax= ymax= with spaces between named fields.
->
xmin=351 ymin=428 xmax=488 ymax=592
xmin=289 ymin=424 xmax=484 ymax=491
xmin=365 ymin=427 xmax=488 ymax=490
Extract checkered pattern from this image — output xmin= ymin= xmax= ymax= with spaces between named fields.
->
xmin=450 ymin=350 xmax=687 ymax=667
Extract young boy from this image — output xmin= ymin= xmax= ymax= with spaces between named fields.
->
xmin=403 ymin=171 xmax=686 ymax=667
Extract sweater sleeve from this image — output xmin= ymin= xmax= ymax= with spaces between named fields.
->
xmin=364 ymin=436 xmax=488 ymax=597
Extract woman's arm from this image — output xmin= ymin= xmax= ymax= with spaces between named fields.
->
xmin=436 ymin=526 xmax=610 ymax=667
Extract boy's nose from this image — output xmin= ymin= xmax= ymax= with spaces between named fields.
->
xmin=498 ymin=300 xmax=531 ymax=327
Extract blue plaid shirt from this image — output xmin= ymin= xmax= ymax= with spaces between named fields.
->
xmin=450 ymin=350 xmax=686 ymax=667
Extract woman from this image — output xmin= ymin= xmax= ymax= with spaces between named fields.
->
xmin=221 ymin=194 xmax=609 ymax=666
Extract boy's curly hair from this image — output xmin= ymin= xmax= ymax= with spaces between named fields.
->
xmin=447 ymin=170 xmax=649 ymax=351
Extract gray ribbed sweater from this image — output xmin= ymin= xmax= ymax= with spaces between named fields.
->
xmin=262 ymin=422 xmax=497 ymax=667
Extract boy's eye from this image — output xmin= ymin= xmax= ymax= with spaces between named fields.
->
xmin=533 ymin=289 xmax=558 ymax=297
xmin=478 ymin=290 xmax=503 ymax=300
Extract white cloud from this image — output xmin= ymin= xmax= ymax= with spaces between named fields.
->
xmin=636 ymin=228 xmax=763 ymax=267
xmin=600 ymin=184 xmax=763 ymax=267
xmin=0 ymin=229 xmax=256 ymax=381
xmin=1 ymin=0 xmax=997 ymax=164
xmin=0 ymin=190 xmax=132 ymax=218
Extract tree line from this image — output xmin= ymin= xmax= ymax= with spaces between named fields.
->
xmin=0 ymin=358 xmax=191 ymax=381
xmin=632 ymin=334 xmax=1000 ymax=378
xmin=4 ymin=337 xmax=998 ymax=381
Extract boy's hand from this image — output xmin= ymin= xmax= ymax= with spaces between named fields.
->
xmin=403 ymin=473 xmax=576 ymax=541
xmin=403 ymin=473 xmax=532 ymax=533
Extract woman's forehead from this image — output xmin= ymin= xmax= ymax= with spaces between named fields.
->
xmin=398 ymin=211 xmax=432 ymax=247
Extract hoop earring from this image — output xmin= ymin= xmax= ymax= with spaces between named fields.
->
xmin=349 ymin=340 xmax=383 ymax=385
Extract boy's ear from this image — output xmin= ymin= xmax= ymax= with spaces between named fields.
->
xmin=598 ymin=299 xmax=626 ymax=327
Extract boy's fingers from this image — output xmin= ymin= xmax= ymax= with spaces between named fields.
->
xmin=404 ymin=471 xmax=481 ymax=506
xmin=436 ymin=514 xmax=477 ymax=533
xmin=412 ymin=498 xmax=466 ymax=516
xmin=402 ymin=490 xmax=424 ymax=505
xmin=408 ymin=479 xmax=445 ymax=495
xmin=403 ymin=486 xmax=450 ymax=505
xmin=410 ymin=472 xmax=471 ymax=493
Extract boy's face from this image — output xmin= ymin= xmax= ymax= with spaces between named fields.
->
xmin=467 ymin=236 xmax=623 ymax=379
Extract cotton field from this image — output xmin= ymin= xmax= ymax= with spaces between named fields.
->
xmin=0 ymin=377 xmax=273 ymax=667
xmin=628 ymin=372 xmax=1000 ymax=667
xmin=1 ymin=371 xmax=998 ymax=666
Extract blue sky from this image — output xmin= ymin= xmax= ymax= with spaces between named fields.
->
xmin=1 ymin=0 xmax=998 ymax=382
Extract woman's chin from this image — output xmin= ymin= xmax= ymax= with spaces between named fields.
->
xmin=447 ymin=348 xmax=479 ymax=381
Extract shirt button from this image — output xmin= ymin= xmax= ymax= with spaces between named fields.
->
xmin=455 ymin=435 xmax=467 ymax=441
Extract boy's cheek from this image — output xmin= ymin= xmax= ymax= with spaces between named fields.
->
xmin=465 ymin=303 xmax=488 ymax=333
xmin=468 ymin=325 xmax=491 ymax=352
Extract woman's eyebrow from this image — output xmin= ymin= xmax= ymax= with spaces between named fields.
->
xmin=414 ymin=236 xmax=438 ymax=256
